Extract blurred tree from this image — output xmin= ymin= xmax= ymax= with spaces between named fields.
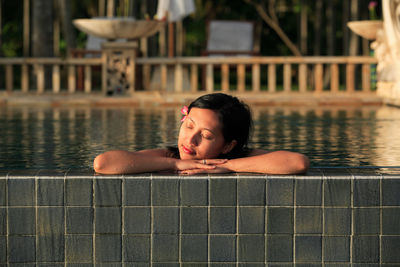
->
xmin=58 ymin=0 xmax=76 ymax=55
xmin=32 ymin=0 xmax=53 ymax=57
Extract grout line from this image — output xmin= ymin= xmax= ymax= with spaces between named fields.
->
xmin=92 ymin=174 xmax=96 ymax=264
xmin=350 ymin=176 xmax=354 ymax=266
xmin=150 ymin=173 xmax=153 ymax=267
xmin=293 ymin=178 xmax=297 ymax=265
xmin=321 ymin=177 xmax=325 ymax=266
xmin=121 ymin=177 xmax=125 ymax=266
xmin=379 ymin=173 xmax=383 ymax=266
xmin=236 ymin=178 xmax=239 ymax=267
xmin=208 ymin=177 xmax=211 ymax=265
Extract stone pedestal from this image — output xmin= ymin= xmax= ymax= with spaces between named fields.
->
xmin=101 ymin=42 xmax=139 ymax=95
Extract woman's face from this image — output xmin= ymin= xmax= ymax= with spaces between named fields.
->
xmin=178 ymin=107 xmax=231 ymax=160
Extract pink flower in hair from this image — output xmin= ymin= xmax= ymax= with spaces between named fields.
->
xmin=180 ymin=106 xmax=188 ymax=122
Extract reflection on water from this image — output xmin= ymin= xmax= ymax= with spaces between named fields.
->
xmin=1 ymin=105 xmax=400 ymax=169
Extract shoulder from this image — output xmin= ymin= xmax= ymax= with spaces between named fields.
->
xmin=136 ymin=148 xmax=171 ymax=157
xmin=244 ymin=148 xmax=269 ymax=157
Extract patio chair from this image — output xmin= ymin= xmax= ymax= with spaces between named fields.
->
xmin=201 ymin=20 xmax=260 ymax=89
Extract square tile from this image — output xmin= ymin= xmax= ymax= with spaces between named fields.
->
xmin=0 ymin=180 xmax=6 ymax=206
xmin=381 ymin=236 xmax=400 ymax=263
xmin=37 ymin=235 xmax=64 ymax=262
xmin=267 ymin=208 xmax=294 ymax=234
xmin=353 ymin=208 xmax=380 ymax=235
xmin=382 ymin=179 xmax=400 ymax=206
xmin=180 ymin=179 xmax=208 ymax=206
xmin=238 ymin=179 xmax=265 ymax=206
xmin=296 ymin=179 xmax=322 ymax=206
xmin=181 ymin=235 xmax=208 ymax=262
xmin=65 ymin=235 xmax=93 ymax=263
xmin=123 ymin=235 xmax=150 ymax=262
xmin=181 ymin=207 xmax=208 ymax=234
xmin=296 ymin=208 xmax=322 ymax=234
xmin=8 ymin=208 xmax=35 ymax=235
xmin=0 ymin=236 xmax=6 ymax=263
xmin=324 ymin=179 xmax=351 ymax=207
xmin=65 ymin=179 xmax=93 ymax=206
xmin=382 ymin=208 xmax=400 ymax=235
xmin=153 ymin=207 xmax=179 ymax=234
xmin=66 ymin=207 xmax=93 ymax=234
xmin=95 ymin=235 xmax=122 ymax=262
xmin=95 ymin=207 xmax=122 ymax=234
xmin=8 ymin=236 xmax=36 ymax=263
xmin=152 ymin=235 xmax=179 ymax=262
xmin=239 ymin=207 xmax=265 ymax=234
xmin=352 ymin=236 xmax=379 ymax=263
xmin=37 ymin=207 xmax=64 ymax=235
xmin=124 ymin=179 xmax=150 ymax=206
xmin=0 ymin=209 xmax=5 ymax=235
xmin=8 ymin=179 xmax=35 ymax=206
xmin=324 ymin=208 xmax=351 ymax=235
xmin=152 ymin=179 xmax=179 ymax=206
xmin=124 ymin=207 xmax=151 ymax=234
xmin=354 ymin=179 xmax=380 ymax=207
xmin=210 ymin=207 xmax=236 ymax=234
xmin=95 ymin=179 xmax=122 ymax=206
xmin=238 ymin=235 xmax=265 ymax=262
xmin=38 ymin=179 xmax=64 ymax=206
xmin=266 ymin=234 xmax=293 ymax=262
xmin=209 ymin=235 xmax=236 ymax=262
xmin=324 ymin=236 xmax=350 ymax=262
xmin=210 ymin=179 xmax=236 ymax=206
xmin=295 ymin=236 xmax=322 ymax=263
xmin=266 ymin=179 xmax=294 ymax=206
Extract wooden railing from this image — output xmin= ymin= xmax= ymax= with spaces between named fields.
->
xmin=0 ymin=56 xmax=378 ymax=94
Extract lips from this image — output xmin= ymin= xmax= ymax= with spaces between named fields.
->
xmin=181 ymin=145 xmax=195 ymax=155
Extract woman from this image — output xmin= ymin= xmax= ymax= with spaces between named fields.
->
xmin=93 ymin=93 xmax=309 ymax=174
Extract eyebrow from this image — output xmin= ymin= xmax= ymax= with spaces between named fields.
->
xmin=188 ymin=117 xmax=216 ymax=135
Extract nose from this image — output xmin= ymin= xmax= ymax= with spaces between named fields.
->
xmin=188 ymin=131 xmax=200 ymax=146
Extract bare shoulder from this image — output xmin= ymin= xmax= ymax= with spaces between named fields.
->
xmin=245 ymin=149 xmax=269 ymax=157
xmin=136 ymin=148 xmax=171 ymax=157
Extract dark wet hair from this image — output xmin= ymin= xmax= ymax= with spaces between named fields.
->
xmin=188 ymin=93 xmax=252 ymax=159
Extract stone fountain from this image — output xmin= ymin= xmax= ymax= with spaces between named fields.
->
xmin=349 ymin=0 xmax=400 ymax=106
xmin=73 ymin=18 xmax=164 ymax=94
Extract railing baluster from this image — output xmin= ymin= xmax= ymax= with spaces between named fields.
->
xmin=237 ymin=64 xmax=245 ymax=92
xmin=84 ymin=65 xmax=91 ymax=93
xmin=37 ymin=64 xmax=45 ymax=94
xmin=52 ymin=65 xmax=60 ymax=93
xmin=346 ymin=63 xmax=355 ymax=93
xmin=161 ymin=64 xmax=168 ymax=92
xmin=314 ymin=63 xmax=323 ymax=93
xmin=268 ymin=64 xmax=276 ymax=93
xmin=68 ymin=65 xmax=76 ymax=93
xmin=221 ymin=64 xmax=229 ymax=92
xmin=252 ymin=63 xmax=260 ymax=92
xmin=190 ymin=64 xmax=198 ymax=92
xmin=330 ymin=64 xmax=339 ymax=92
xmin=175 ymin=63 xmax=183 ymax=92
xmin=299 ymin=63 xmax=307 ymax=93
xmin=284 ymin=63 xmax=291 ymax=92
xmin=206 ymin=64 xmax=214 ymax=92
xmin=6 ymin=65 xmax=13 ymax=92
xmin=362 ymin=63 xmax=370 ymax=92
xmin=22 ymin=64 xmax=29 ymax=92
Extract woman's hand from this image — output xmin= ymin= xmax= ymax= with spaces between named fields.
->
xmin=178 ymin=161 xmax=231 ymax=175
xmin=175 ymin=158 xmax=228 ymax=173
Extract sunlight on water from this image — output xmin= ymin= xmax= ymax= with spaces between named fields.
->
xmin=1 ymin=105 xmax=400 ymax=169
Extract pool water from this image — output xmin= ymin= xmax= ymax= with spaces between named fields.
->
xmin=1 ymin=105 xmax=400 ymax=169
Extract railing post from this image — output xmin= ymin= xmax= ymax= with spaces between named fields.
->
xmin=283 ymin=63 xmax=291 ymax=92
xmin=84 ymin=65 xmax=92 ymax=93
xmin=128 ymin=54 xmax=135 ymax=94
xmin=5 ymin=65 xmax=13 ymax=92
xmin=268 ymin=64 xmax=276 ymax=92
xmin=314 ymin=63 xmax=323 ymax=93
xmin=52 ymin=65 xmax=60 ymax=93
xmin=252 ymin=63 xmax=260 ymax=92
xmin=346 ymin=63 xmax=355 ymax=93
xmin=299 ymin=64 xmax=307 ymax=93
xmin=190 ymin=64 xmax=198 ymax=92
xmin=221 ymin=64 xmax=229 ymax=92
xmin=362 ymin=63 xmax=371 ymax=92
xmin=330 ymin=64 xmax=339 ymax=92
xmin=161 ymin=64 xmax=168 ymax=92
xmin=206 ymin=64 xmax=214 ymax=92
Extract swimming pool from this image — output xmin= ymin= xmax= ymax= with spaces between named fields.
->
xmin=1 ymin=105 xmax=400 ymax=169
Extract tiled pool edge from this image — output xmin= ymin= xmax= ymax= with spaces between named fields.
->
xmin=1 ymin=168 xmax=400 ymax=265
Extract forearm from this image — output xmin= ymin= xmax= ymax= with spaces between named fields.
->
xmin=224 ymin=151 xmax=309 ymax=174
xmin=93 ymin=150 xmax=178 ymax=174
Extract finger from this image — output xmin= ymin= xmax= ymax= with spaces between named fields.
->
xmin=196 ymin=163 xmax=216 ymax=169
